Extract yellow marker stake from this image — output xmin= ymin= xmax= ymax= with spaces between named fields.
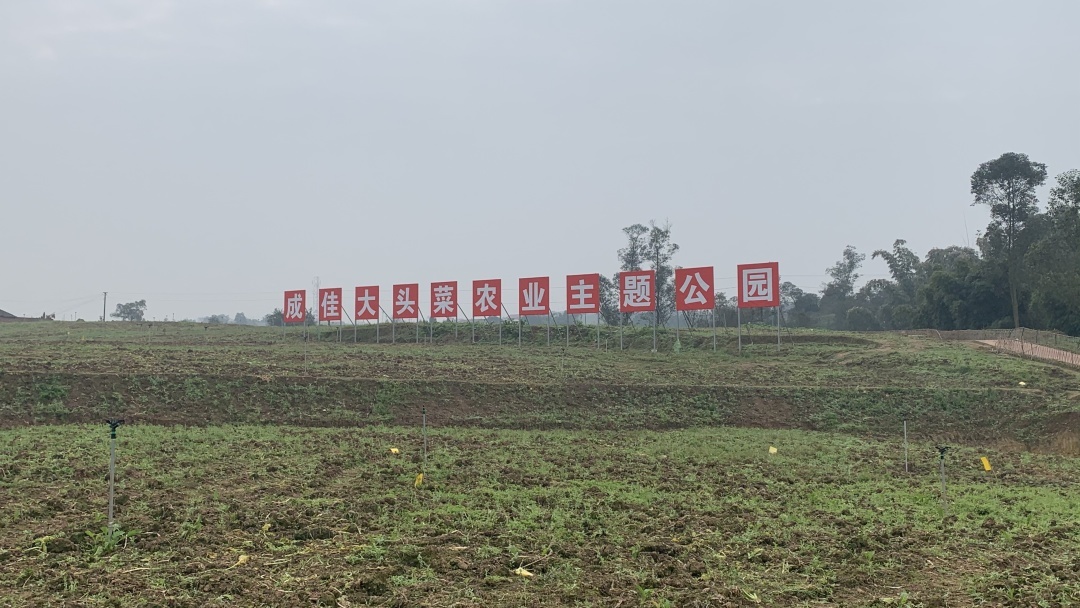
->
xmin=768 ymin=446 xmax=778 ymax=455
xmin=981 ymin=457 xmax=992 ymax=471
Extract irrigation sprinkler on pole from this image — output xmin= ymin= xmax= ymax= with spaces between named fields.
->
xmin=106 ymin=419 xmax=124 ymax=538
xmin=422 ymin=405 xmax=428 ymax=476
xmin=903 ymin=420 xmax=909 ymax=473
xmin=937 ymin=445 xmax=950 ymax=515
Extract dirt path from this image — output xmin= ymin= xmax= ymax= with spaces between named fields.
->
xmin=977 ymin=339 xmax=1080 ymax=367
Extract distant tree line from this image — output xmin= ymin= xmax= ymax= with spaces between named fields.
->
xmin=602 ymin=154 xmax=1077 ymax=336
xmin=249 ymin=152 xmax=1078 ymax=336
xmin=783 ymin=153 xmax=1079 ymax=335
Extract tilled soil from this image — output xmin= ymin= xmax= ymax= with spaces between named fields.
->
xmin=1 ymin=425 xmax=1077 ymax=607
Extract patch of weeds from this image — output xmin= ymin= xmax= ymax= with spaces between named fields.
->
xmin=34 ymin=378 xmax=69 ymax=403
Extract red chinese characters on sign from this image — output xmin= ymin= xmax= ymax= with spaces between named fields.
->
xmin=675 ymin=266 xmax=715 ymax=311
xmin=737 ymin=262 xmax=780 ymax=308
xmin=619 ymin=270 xmax=655 ymax=312
xmin=319 ymin=288 xmax=343 ymax=322
xmin=430 ymin=281 xmax=458 ymax=319
xmin=472 ymin=279 xmax=502 ymax=318
xmin=355 ymin=286 xmax=379 ymax=321
xmin=392 ymin=283 xmax=419 ymax=319
xmin=566 ymin=273 xmax=600 ymax=314
xmin=518 ymin=276 xmax=550 ymax=316
xmin=283 ymin=290 xmax=306 ymax=324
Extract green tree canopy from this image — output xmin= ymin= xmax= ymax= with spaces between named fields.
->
xmin=971 ymin=152 xmax=1048 ymax=328
xmin=110 ymin=300 xmax=147 ymax=322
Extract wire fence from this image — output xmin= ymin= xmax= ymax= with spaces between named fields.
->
xmin=896 ymin=327 xmax=1080 ymax=368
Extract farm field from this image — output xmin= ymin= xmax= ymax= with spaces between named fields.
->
xmin=1 ymin=322 xmax=1079 ymax=606
xmin=2 ymin=424 xmax=1079 ymax=607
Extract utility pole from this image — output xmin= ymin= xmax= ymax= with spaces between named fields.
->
xmin=102 ymin=292 xmax=108 ymax=323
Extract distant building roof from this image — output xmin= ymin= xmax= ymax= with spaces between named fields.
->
xmin=0 ymin=309 xmax=15 ymax=318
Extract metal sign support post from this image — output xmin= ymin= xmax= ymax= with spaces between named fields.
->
xmin=776 ymin=305 xmax=781 ymax=351
xmin=567 ymin=314 xmax=572 ymax=347
xmin=596 ymin=314 xmax=600 ymax=349
xmin=712 ymin=309 xmax=717 ymax=352
xmin=106 ymin=419 xmax=124 ymax=538
xmin=342 ymin=311 xmax=353 ymax=344
xmin=381 ymin=306 xmax=394 ymax=344
xmin=417 ymin=311 xmax=426 ymax=344
xmin=619 ymin=314 xmax=624 ymax=351
xmin=502 ymin=305 xmax=513 ymax=347
xmin=460 ymin=310 xmax=472 ymax=344
xmin=737 ymin=307 xmax=742 ymax=355
xmin=652 ymin=302 xmax=658 ymax=353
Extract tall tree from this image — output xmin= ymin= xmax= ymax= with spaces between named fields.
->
xmin=263 ymin=307 xmax=315 ymax=326
xmin=598 ymin=275 xmax=620 ymax=325
xmin=601 ymin=224 xmax=649 ymax=325
xmin=645 ymin=220 xmax=679 ymax=326
xmin=1048 ymin=169 xmax=1080 ymax=213
xmin=602 ymin=222 xmax=679 ymax=326
xmin=1027 ymin=170 xmax=1080 ymax=333
xmin=110 ymin=300 xmax=147 ymax=322
xmin=872 ymin=239 xmax=919 ymax=301
xmin=819 ymin=245 xmax=864 ymax=327
xmin=970 ymin=152 xmax=1048 ymax=328
xmin=617 ymin=224 xmax=649 ymax=271
xmin=864 ymin=239 xmax=921 ymax=329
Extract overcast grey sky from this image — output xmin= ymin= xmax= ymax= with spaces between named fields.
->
xmin=2 ymin=0 xmax=1078 ymax=321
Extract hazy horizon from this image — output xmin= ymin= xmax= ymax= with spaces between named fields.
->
xmin=3 ymin=1 xmax=1078 ymax=320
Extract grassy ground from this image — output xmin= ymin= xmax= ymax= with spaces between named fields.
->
xmin=1 ymin=322 xmax=1078 ymax=452
xmin=1 ymin=322 xmax=1079 ymax=606
xmin=1 ymin=424 xmax=1078 ymax=608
